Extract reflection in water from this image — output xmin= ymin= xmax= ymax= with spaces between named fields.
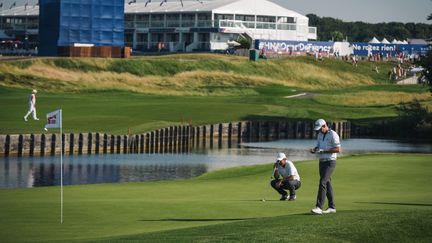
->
xmin=1 ymin=155 xmax=207 ymax=188
xmin=1 ymin=138 xmax=431 ymax=188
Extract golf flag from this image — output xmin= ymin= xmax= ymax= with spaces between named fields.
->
xmin=45 ymin=109 xmax=62 ymax=129
xmin=44 ymin=109 xmax=64 ymax=224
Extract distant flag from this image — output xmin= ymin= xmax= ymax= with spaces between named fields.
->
xmin=145 ymin=0 xmax=151 ymax=7
xmin=160 ymin=0 xmax=167 ymax=6
xmin=128 ymin=0 xmax=136 ymax=5
xmin=9 ymin=1 xmax=16 ymax=9
xmin=180 ymin=0 xmax=183 ymax=7
xmin=0 ymin=3 xmax=3 ymax=9
xmin=44 ymin=109 xmax=64 ymax=224
xmin=24 ymin=2 xmax=28 ymax=10
xmin=44 ymin=109 xmax=62 ymax=130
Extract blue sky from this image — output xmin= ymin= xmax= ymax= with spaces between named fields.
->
xmin=0 ymin=0 xmax=431 ymax=24
xmin=274 ymin=0 xmax=432 ymax=24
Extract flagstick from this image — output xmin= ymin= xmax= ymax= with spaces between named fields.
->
xmin=60 ymin=109 xmax=63 ymax=224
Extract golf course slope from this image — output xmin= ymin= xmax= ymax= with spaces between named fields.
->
xmin=1 ymin=154 xmax=431 ymax=242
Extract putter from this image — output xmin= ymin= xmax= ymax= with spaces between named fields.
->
xmin=261 ymin=167 xmax=277 ymax=202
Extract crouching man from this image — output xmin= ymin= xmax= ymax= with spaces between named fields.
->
xmin=270 ymin=152 xmax=301 ymax=201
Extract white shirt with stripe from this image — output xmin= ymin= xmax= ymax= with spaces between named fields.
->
xmin=277 ymin=160 xmax=300 ymax=181
xmin=316 ymin=129 xmax=341 ymax=161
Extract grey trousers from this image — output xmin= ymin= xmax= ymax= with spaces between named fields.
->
xmin=270 ymin=179 xmax=301 ymax=197
xmin=316 ymin=160 xmax=336 ymax=209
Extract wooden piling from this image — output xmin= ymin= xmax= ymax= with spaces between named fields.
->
xmin=110 ymin=135 xmax=115 ymax=154
xmin=150 ymin=131 xmax=155 ymax=154
xmin=95 ymin=133 xmax=100 ymax=154
xmin=145 ymin=133 xmax=150 ymax=154
xmin=140 ymin=134 xmax=145 ymax=154
xmin=5 ymin=135 xmax=10 ymax=157
xmin=116 ymin=135 xmax=121 ymax=154
xmin=29 ymin=134 xmax=35 ymax=157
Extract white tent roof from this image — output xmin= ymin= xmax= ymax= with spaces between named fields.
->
xmin=125 ymin=0 xmax=307 ymax=20
xmin=391 ymin=39 xmax=398 ymax=44
xmin=381 ymin=38 xmax=390 ymax=44
xmin=368 ymin=37 xmax=380 ymax=44
xmin=2 ymin=0 xmax=308 ymax=20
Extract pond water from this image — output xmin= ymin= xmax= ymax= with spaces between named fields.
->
xmin=1 ymin=138 xmax=431 ymax=188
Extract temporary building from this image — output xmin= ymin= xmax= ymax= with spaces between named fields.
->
xmin=381 ymin=38 xmax=390 ymax=44
xmin=368 ymin=37 xmax=380 ymax=43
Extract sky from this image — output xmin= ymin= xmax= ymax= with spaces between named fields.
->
xmin=273 ymin=0 xmax=432 ymax=24
xmin=0 ymin=0 xmax=431 ymax=24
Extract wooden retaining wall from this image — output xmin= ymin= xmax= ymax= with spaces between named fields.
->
xmin=0 ymin=120 xmax=350 ymax=157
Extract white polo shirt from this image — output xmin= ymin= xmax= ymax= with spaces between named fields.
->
xmin=277 ymin=160 xmax=300 ymax=181
xmin=316 ymin=129 xmax=341 ymax=161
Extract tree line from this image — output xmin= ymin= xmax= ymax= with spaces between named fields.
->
xmin=307 ymin=14 xmax=432 ymax=42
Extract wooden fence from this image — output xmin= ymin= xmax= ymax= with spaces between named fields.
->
xmin=0 ymin=120 xmax=350 ymax=157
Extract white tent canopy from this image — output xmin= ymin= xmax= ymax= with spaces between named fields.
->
xmin=391 ymin=39 xmax=399 ymax=44
xmin=381 ymin=38 xmax=390 ymax=44
xmin=368 ymin=37 xmax=380 ymax=43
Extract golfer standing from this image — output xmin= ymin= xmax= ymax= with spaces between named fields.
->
xmin=24 ymin=89 xmax=39 ymax=121
xmin=310 ymin=119 xmax=341 ymax=214
xmin=270 ymin=153 xmax=301 ymax=201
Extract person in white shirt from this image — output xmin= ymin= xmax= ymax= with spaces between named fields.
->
xmin=24 ymin=89 xmax=39 ymax=121
xmin=310 ymin=119 xmax=341 ymax=214
xmin=270 ymin=152 xmax=301 ymax=201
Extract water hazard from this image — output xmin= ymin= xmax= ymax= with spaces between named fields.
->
xmin=1 ymin=138 xmax=431 ymax=188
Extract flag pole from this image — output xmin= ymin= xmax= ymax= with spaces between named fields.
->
xmin=60 ymin=109 xmax=63 ymax=224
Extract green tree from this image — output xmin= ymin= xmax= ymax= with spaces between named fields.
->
xmin=306 ymin=14 xmax=432 ymax=42
xmin=331 ymin=31 xmax=344 ymax=41
xmin=236 ymin=37 xmax=251 ymax=49
xmin=418 ymin=49 xmax=432 ymax=92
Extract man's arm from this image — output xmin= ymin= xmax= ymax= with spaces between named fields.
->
xmin=273 ymin=164 xmax=280 ymax=179
xmin=320 ymin=147 xmax=341 ymax=153
xmin=283 ymin=175 xmax=294 ymax=181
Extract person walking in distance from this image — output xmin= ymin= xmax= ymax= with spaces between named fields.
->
xmin=310 ymin=119 xmax=341 ymax=214
xmin=24 ymin=89 xmax=39 ymax=121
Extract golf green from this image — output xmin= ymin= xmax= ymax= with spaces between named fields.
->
xmin=0 ymin=153 xmax=431 ymax=242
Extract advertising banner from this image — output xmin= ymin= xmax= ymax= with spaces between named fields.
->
xmin=255 ymin=40 xmax=335 ymax=54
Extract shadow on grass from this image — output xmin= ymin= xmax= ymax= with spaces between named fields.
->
xmin=139 ymin=218 xmax=256 ymax=222
xmin=355 ymin=201 xmax=432 ymax=207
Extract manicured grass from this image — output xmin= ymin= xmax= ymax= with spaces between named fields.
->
xmin=0 ymin=154 xmax=431 ymax=242
xmin=1 ymin=84 xmax=430 ymax=134
xmin=1 ymin=55 xmax=430 ymax=134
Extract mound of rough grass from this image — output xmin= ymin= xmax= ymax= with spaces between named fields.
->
xmin=0 ymin=54 xmax=395 ymax=96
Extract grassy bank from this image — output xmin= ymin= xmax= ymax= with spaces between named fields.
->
xmin=0 ymin=54 xmax=431 ymax=134
xmin=0 ymin=154 xmax=431 ymax=242
xmin=1 ymin=85 xmax=430 ymax=134
xmin=0 ymin=55 xmax=393 ymax=95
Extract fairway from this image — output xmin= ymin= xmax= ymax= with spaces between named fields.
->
xmin=1 ymin=55 xmax=431 ymax=134
xmin=0 ymin=154 xmax=431 ymax=242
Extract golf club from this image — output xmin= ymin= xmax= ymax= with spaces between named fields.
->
xmin=261 ymin=165 xmax=277 ymax=202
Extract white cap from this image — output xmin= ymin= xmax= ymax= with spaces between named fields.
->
xmin=276 ymin=152 xmax=286 ymax=161
xmin=314 ymin=119 xmax=326 ymax=130
xmin=32 ymin=89 xmax=37 ymax=94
